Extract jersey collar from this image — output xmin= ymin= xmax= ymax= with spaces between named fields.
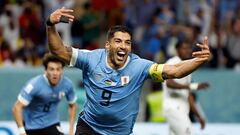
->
xmin=43 ymin=74 xmax=50 ymax=86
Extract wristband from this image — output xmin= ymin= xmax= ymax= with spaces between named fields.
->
xmin=189 ymin=83 xmax=199 ymax=91
xmin=46 ymin=16 xmax=54 ymax=26
xmin=19 ymin=127 xmax=26 ymax=134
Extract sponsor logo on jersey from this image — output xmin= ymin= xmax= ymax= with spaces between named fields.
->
xmin=94 ymin=72 xmax=104 ymax=81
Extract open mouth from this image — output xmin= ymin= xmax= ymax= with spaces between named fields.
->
xmin=117 ymin=51 xmax=126 ymax=61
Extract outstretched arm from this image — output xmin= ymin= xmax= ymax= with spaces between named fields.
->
xmin=46 ymin=7 xmax=75 ymax=64
xmin=163 ymin=37 xmax=210 ymax=79
xmin=166 ymin=79 xmax=189 ymax=90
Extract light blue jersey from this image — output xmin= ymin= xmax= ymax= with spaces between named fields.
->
xmin=18 ymin=74 xmax=77 ymax=130
xmin=70 ymin=48 xmax=156 ymax=135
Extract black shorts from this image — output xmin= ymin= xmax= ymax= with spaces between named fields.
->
xmin=75 ymin=117 xmax=99 ymax=135
xmin=25 ymin=122 xmax=64 ymax=135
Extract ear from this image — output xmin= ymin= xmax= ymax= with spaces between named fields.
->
xmin=105 ymin=41 xmax=110 ymax=50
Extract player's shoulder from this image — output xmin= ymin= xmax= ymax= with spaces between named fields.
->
xmin=78 ymin=48 xmax=104 ymax=54
xmin=22 ymin=75 xmax=43 ymax=93
xmin=130 ymin=53 xmax=146 ymax=62
xmin=124 ymin=53 xmax=154 ymax=74
xmin=27 ymin=75 xmax=43 ymax=85
xmin=85 ymin=49 xmax=105 ymax=59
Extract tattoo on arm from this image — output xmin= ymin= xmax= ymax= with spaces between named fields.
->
xmin=162 ymin=72 xmax=168 ymax=80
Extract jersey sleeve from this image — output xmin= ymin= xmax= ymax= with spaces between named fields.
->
xmin=18 ymin=83 xmax=37 ymax=106
xmin=69 ymin=47 xmax=91 ymax=70
xmin=149 ymin=63 xmax=165 ymax=82
xmin=65 ymin=81 xmax=77 ymax=104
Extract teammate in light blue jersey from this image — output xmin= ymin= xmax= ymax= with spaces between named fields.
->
xmin=46 ymin=7 xmax=210 ymax=135
xmin=12 ymin=53 xmax=77 ymax=135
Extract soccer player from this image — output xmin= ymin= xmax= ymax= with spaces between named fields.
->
xmin=12 ymin=53 xmax=77 ymax=135
xmin=46 ymin=7 xmax=210 ymax=135
xmin=163 ymin=40 xmax=209 ymax=135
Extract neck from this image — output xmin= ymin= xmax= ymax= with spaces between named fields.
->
xmin=107 ymin=57 xmax=122 ymax=70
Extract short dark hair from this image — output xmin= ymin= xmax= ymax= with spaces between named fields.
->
xmin=43 ymin=53 xmax=65 ymax=69
xmin=106 ymin=25 xmax=132 ymax=41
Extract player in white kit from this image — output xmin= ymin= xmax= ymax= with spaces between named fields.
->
xmin=163 ymin=40 xmax=209 ymax=135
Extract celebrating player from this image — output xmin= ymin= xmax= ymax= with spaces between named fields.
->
xmin=46 ymin=7 xmax=210 ymax=135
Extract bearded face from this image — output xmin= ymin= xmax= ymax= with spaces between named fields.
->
xmin=105 ymin=32 xmax=132 ymax=69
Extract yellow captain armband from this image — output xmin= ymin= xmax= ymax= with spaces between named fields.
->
xmin=149 ymin=64 xmax=164 ymax=82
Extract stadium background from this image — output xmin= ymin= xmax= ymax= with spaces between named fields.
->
xmin=0 ymin=0 xmax=240 ymax=134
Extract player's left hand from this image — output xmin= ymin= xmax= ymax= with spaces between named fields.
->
xmin=192 ymin=36 xmax=210 ymax=63
xmin=198 ymin=117 xmax=206 ymax=130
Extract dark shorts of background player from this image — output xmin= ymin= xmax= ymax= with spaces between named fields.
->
xmin=25 ymin=122 xmax=64 ymax=135
xmin=75 ymin=116 xmax=100 ymax=135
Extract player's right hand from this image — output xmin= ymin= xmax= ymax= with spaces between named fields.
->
xmin=49 ymin=7 xmax=74 ymax=25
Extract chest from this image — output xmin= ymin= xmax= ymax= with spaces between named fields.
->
xmin=35 ymin=86 xmax=66 ymax=103
xmin=87 ymin=64 xmax=134 ymax=89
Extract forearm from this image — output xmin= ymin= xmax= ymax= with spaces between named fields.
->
xmin=164 ymin=58 xmax=203 ymax=79
xmin=47 ymin=26 xmax=72 ymax=64
xmin=12 ymin=105 xmax=24 ymax=128
xmin=68 ymin=103 xmax=77 ymax=130
xmin=177 ymin=58 xmax=205 ymax=78
xmin=189 ymin=93 xmax=202 ymax=119
xmin=166 ymin=79 xmax=189 ymax=90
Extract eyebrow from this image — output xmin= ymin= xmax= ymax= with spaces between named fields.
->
xmin=113 ymin=38 xmax=131 ymax=42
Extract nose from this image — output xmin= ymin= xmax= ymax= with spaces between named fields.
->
xmin=53 ymin=70 xmax=59 ymax=76
xmin=119 ymin=42 xmax=127 ymax=49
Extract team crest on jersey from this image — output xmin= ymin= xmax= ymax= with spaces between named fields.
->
xmin=121 ymin=76 xmax=129 ymax=86
xmin=59 ymin=91 xmax=65 ymax=99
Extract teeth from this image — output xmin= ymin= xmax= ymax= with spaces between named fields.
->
xmin=118 ymin=51 xmax=125 ymax=55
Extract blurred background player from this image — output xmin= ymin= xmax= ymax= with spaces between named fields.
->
xmin=145 ymin=82 xmax=166 ymax=123
xmin=12 ymin=53 xmax=77 ymax=135
xmin=75 ymin=81 xmax=86 ymax=117
xmin=163 ymin=40 xmax=209 ymax=135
